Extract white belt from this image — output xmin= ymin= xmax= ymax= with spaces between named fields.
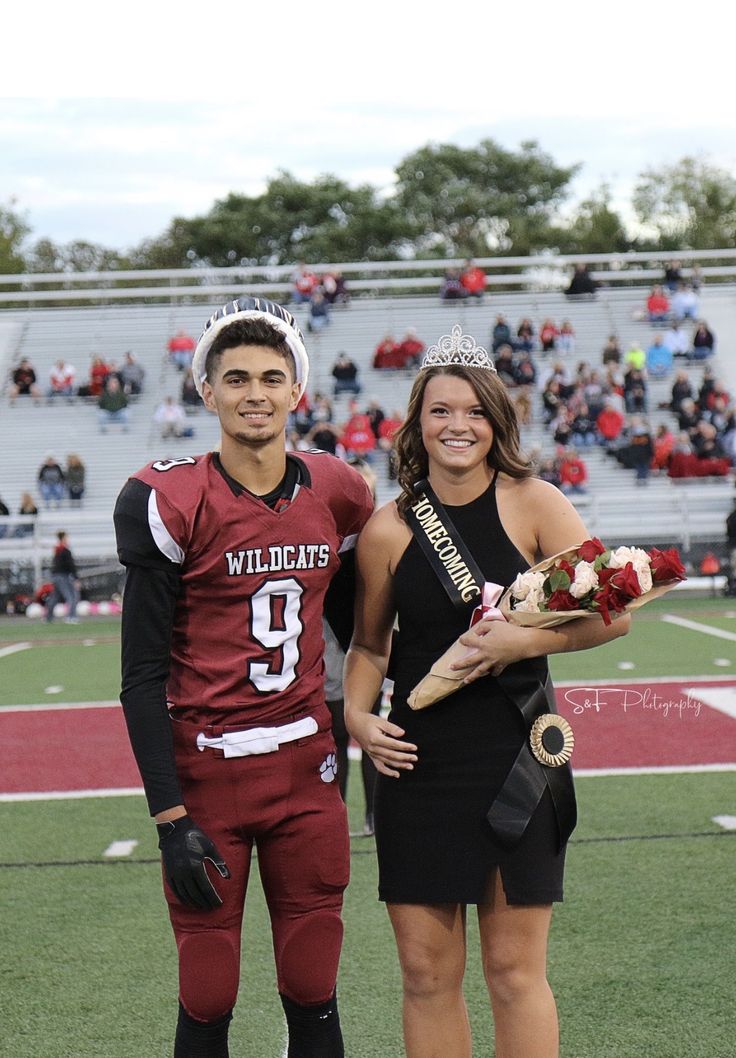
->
xmin=196 ymin=717 xmax=318 ymax=758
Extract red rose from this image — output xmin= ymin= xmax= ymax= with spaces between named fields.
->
xmin=608 ymin=562 xmax=643 ymax=600
xmin=578 ymin=538 xmax=606 ymax=562
xmin=593 ymin=582 xmax=631 ymax=626
xmin=558 ymin=559 xmax=577 ymax=580
xmin=648 ymin=547 xmax=686 ymax=583
xmin=547 ymin=588 xmax=580 ymax=612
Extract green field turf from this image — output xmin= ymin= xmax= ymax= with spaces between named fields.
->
xmin=0 ymin=597 xmax=734 ymax=1057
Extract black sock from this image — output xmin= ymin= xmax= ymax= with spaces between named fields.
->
xmin=279 ymin=992 xmax=344 ymax=1058
xmin=174 ymin=1002 xmax=232 ymax=1058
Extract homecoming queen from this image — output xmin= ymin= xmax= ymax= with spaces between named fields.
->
xmin=345 ymin=325 xmax=630 ymax=1058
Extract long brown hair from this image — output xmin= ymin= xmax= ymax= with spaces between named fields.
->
xmin=394 ymin=365 xmax=533 ymax=517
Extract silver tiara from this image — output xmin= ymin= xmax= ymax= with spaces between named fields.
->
xmin=421 ymin=324 xmax=496 ymax=371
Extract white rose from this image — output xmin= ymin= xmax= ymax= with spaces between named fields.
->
xmin=570 ymin=560 xmax=599 ymax=599
xmin=609 ymin=546 xmax=653 ymax=592
xmin=510 ymin=570 xmax=546 ymax=601
xmin=514 ymin=584 xmax=546 ymax=612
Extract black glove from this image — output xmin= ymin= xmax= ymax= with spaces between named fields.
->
xmin=156 ymin=815 xmax=230 ymax=910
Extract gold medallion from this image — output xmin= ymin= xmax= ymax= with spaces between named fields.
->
xmin=529 ymin=714 xmax=574 ymax=767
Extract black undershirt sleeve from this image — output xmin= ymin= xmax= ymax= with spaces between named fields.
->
xmin=323 ymin=548 xmax=357 ymax=654
xmin=120 ymin=563 xmax=184 ymax=816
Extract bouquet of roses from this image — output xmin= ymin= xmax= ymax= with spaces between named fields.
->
xmin=501 ymin=538 xmax=686 ymax=628
xmin=408 ymin=539 xmax=685 ymax=710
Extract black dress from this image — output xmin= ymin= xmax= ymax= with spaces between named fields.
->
xmin=374 ymin=479 xmax=570 ymax=906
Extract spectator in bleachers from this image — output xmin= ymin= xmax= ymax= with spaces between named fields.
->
xmin=491 ymin=314 xmax=513 ymax=352
xmin=601 ymin=334 xmax=622 ymax=365
xmin=306 ymin=289 xmax=330 ymax=333
xmin=692 ymin=421 xmax=726 ymax=461
xmin=556 ymin=319 xmax=576 ymax=354
xmin=311 ymin=392 xmax=334 ymax=425
xmin=581 ymin=368 xmax=605 ymax=418
xmin=663 ymin=259 xmax=683 ymax=292
xmin=551 ymin=406 xmax=574 ymax=447
xmin=565 ymin=262 xmax=597 ymax=297
xmin=559 ymin=447 xmax=589 ymax=494
xmin=541 ymin=378 xmax=563 ymax=425
xmin=372 ymin=334 xmax=402 ymax=370
xmin=98 ymin=376 xmax=130 ymax=433
xmin=439 ymin=267 xmax=466 ymax=301
xmin=15 ymin=492 xmax=38 ymax=536
xmin=603 ymin=365 xmax=625 ymax=405
xmin=623 ymin=341 xmax=646 ymax=371
xmin=459 ymin=259 xmax=487 ymax=301
xmin=377 ymin=408 xmax=404 ymax=480
xmin=663 ymin=321 xmax=690 ymax=360
xmin=670 ymin=282 xmax=699 ymax=322
xmin=0 ymin=495 xmax=8 ymax=538
xmin=290 ymin=389 xmax=314 ymax=437
xmin=45 ymin=530 xmax=80 ymax=624
xmin=339 ymin=404 xmax=377 ymax=463
xmin=646 ymin=284 xmax=670 ymax=324
xmin=331 ymin=352 xmax=362 ymax=397
xmin=645 ymin=334 xmax=673 ymax=378
xmin=38 ymin=455 xmax=65 ymax=508
xmin=493 ymin=344 xmax=516 ymax=387
xmin=167 ymin=329 xmax=196 ymax=371
xmin=676 ymin=398 xmax=702 ymax=434
xmin=88 ymin=355 xmax=110 ymax=398
xmin=321 ymin=269 xmax=349 ymax=306
xmin=396 ymin=328 xmax=425 ymax=369
xmin=570 ymin=401 xmax=598 ymax=448
xmin=539 ymin=318 xmax=559 ymax=354
xmin=305 ymin=419 xmax=342 ymax=456
xmin=627 ymin=419 xmax=654 ymax=486
xmin=513 ymin=349 xmax=537 ymax=388
xmin=65 ymin=454 xmax=86 ymax=507
xmin=154 ymin=395 xmax=188 ymax=440
xmin=536 ymin=456 xmax=561 ymax=488
xmin=651 ymin=423 xmax=676 ymax=472
xmin=180 ymin=368 xmax=201 ymax=410
xmin=722 ymin=413 xmax=736 ymax=467
xmin=291 ymin=262 xmax=318 ymax=305
xmin=47 ymin=359 xmax=76 ymax=400
xmin=366 ymin=399 xmax=386 ymax=441
xmin=596 ymin=398 xmax=625 ymax=451
xmin=670 ymin=370 xmax=694 ymax=413
xmin=515 ymin=318 xmax=535 ymax=352
xmin=624 ymin=367 xmax=648 ymax=414
xmin=8 ymin=358 xmax=41 ymax=404
xmin=691 ymin=321 xmax=716 ymax=360
xmin=120 ymin=351 xmax=145 ymax=395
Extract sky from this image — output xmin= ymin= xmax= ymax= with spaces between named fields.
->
xmin=2 ymin=1 xmax=734 ymax=254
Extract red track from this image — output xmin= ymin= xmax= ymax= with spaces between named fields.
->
xmin=0 ymin=680 xmax=734 ymax=795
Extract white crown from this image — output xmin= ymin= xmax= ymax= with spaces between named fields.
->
xmin=421 ymin=324 xmax=496 ymax=371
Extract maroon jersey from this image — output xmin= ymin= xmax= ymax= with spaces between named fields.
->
xmin=115 ymin=451 xmax=373 ymax=725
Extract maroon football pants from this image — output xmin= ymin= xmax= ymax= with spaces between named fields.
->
xmin=167 ymin=713 xmax=349 ymax=1023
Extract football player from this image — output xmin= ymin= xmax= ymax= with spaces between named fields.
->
xmin=114 ymin=297 xmax=373 ymax=1058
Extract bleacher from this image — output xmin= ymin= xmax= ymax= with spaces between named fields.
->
xmin=0 ymin=283 xmax=734 ymax=572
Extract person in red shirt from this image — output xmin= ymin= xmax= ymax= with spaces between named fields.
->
xmin=340 ymin=406 xmax=377 ymax=461
xmin=88 ymin=356 xmax=110 ymax=397
xmin=646 ymin=285 xmax=670 ymax=324
xmin=167 ymin=330 xmax=196 ymax=371
xmin=595 ymin=400 xmax=625 ymax=450
xmin=372 ymin=334 xmax=402 ymax=370
xmin=292 ymin=262 xmax=319 ymax=305
xmin=539 ymin=319 xmax=559 ymax=354
xmin=459 ymin=259 xmax=487 ymax=301
xmin=396 ymin=328 xmax=425 ymax=369
xmin=377 ymin=408 xmax=404 ymax=479
xmin=558 ymin=447 xmax=588 ymax=494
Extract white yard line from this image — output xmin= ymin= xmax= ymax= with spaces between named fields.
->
xmin=574 ymin=764 xmax=736 ymax=777
xmin=104 ymin=840 xmax=139 ymax=857
xmin=0 ymin=643 xmax=31 ymax=659
xmin=0 ymin=788 xmax=143 ymax=802
xmin=661 ymin=614 xmax=736 ymax=642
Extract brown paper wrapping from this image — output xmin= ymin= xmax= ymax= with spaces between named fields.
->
xmin=408 ymin=546 xmax=683 ymax=710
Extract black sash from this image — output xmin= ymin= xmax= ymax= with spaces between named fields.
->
xmin=406 ymin=480 xmax=577 ymax=851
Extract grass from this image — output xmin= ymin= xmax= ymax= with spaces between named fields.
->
xmin=0 ymin=596 xmax=734 ymax=1056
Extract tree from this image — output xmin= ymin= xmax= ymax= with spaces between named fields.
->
xmin=133 ymin=172 xmax=412 ymax=268
xmin=550 ymin=186 xmax=632 ymax=255
xmin=28 ymin=238 xmax=128 ymax=273
xmin=393 ymin=140 xmax=580 ymax=257
xmin=0 ymin=199 xmax=31 ymax=274
xmin=632 ymin=156 xmax=736 ymax=249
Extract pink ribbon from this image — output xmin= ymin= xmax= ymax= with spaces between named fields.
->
xmin=470 ymin=581 xmax=507 ymax=628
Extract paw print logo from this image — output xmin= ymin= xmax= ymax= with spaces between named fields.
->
xmin=319 ymin=753 xmax=338 ymax=783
